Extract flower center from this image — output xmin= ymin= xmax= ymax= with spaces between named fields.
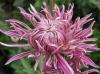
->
xmin=47 ymin=23 xmax=57 ymax=32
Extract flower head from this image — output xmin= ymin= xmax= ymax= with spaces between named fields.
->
xmin=0 ymin=2 xmax=100 ymax=74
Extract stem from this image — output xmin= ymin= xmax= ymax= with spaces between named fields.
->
xmin=50 ymin=0 xmax=55 ymax=15
xmin=51 ymin=0 xmax=55 ymax=8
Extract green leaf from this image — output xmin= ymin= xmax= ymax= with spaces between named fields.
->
xmin=13 ymin=0 xmax=24 ymax=7
xmin=89 ymin=0 xmax=100 ymax=9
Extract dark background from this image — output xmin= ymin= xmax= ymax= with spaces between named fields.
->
xmin=0 ymin=0 xmax=100 ymax=74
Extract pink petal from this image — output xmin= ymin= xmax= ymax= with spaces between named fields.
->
xmin=5 ymin=51 xmax=31 ymax=65
xmin=80 ymin=38 xmax=96 ymax=42
xmin=0 ymin=29 xmax=27 ymax=40
xmin=79 ymin=13 xmax=93 ymax=27
xmin=30 ymin=4 xmax=37 ymax=13
xmin=34 ymin=59 xmax=40 ymax=70
xmin=54 ymin=4 xmax=61 ymax=17
xmin=35 ymin=40 xmax=44 ymax=53
xmin=82 ymin=69 xmax=100 ymax=74
xmin=57 ymin=54 xmax=74 ymax=74
xmin=0 ymin=29 xmax=21 ymax=39
xmin=81 ymin=55 xmax=99 ymax=68
xmin=0 ymin=42 xmax=30 ymax=48
xmin=6 ymin=19 xmax=32 ymax=31
xmin=73 ymin=13 xmax=93 ymax=34
xmin=79 ymin=44 xmax=100 ymax=51
xmin=74 ymin=21 xmax=95 ymax=38
xmin=73 ymin=17 xmax=81 ymax=33
xmin=52 ymin=45 xmax=63 ymax=54
xmin=19 ymin=7 xmax=34 ymax=23
xmin=46 ymin=57 xmax=52 ymax=67
xmin=65 ymin=4 xmax=74 ymax=22
xmin=61 ymin=5 xmax=65 ymax=17
xmin=42 ymin=2 xmax=52 ymax=19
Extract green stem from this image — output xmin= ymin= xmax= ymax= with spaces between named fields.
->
xmin=50 ymin=0 xmax=55 ymax=15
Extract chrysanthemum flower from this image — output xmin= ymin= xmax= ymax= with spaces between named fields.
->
xmin=0 ymin=2 xmax=100 ymax=74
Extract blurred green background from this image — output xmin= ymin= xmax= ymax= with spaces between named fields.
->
xmin=0 ymin=0 xmax=100 ymax=74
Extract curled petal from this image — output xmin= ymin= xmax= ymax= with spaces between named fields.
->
xmin=61 ymin=5 xmax=65 ymax=17
xmin=74 ymin=21 xmax=95 ymax=38
xmin=73 ymin=13 xmax=93 ymax=34
xmin=81 ymin=55 xmax=99 ymax=68
xmin=0 ymin=29 xmax=28 ymax=40
xmin=73 ymin=17 xmax=81 ymax=33
xmin=5 ymin=51 xmax=31 ymax=65
xmin=79 ymin=44 xmax=100 ymax=51
xmin=54 ymin=4 xmax=60 ymax=17
xmin=34 ymin=59 xmax=40 ymax=70
xmin=6 ymin=19 xmax=32 ymax=31
xmin=35 ymin=40 xmax=44 ymax=53
xmin=0 ymin=29 xmax=20 ymax=38
xmin=19 ymin=7 xmax=33 ymax=24
xmin=53 ymin=55 xmax=57 ymax=69
xmin=79 ymin=13 xmax=93 ymax=27
xmin=42 ymin=2 xmax=52 ymax=19
xmin=80 ymin=38 xmax=96 ymax=42
xmin=81 ymin=69 xmax=100 ymax=74
xmin=57 ymin=54 xmax=74 ymax=74
xmin=65 ymin=4 xmax=74 ymax=22
xmin=30 ymin=4 xmax=37 ymax=13
xmin=0 ymin=42 xmax=30 ymax=48
xmin=52 ymin=45 xmax=63 ymax=54
xmin=46 ymin=57 xmax=52 ymax=67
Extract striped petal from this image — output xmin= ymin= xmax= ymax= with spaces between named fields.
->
xmin=5 ymin=51 xmax=31 ymax=65
xmin=57 ymin=54 xmax=74 ymax=74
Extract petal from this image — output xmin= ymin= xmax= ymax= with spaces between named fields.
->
xmin=19 ymin=7 xmax=34 ymax=23
xmin=61 ymin=5 xmax=65 ymax=17
xmin=79 ymin=44 xmax=100 ymax=51
xmin=65 ymin=4 xmax=74 ymax=22
xmin=74 ymin=21 xmax=95 ymax=38
xmin=52 ymin=45 xmax=63 ymax=54
xmin=42 ymin=2 xmax=52 ymax=19
xmin=79 ymin=13 xmax=93 ymax=27
xmin=30 ymin=4 xmax=37 ymax=13
xmin=0 ymin=42 xmax=30 ymax=48
xmin=82 ymin=69 xmax=100 ymax=74
xmin=34 ymin=59 xmax=40 ymax=70
xmin=73 ymin=17 xmax=81 ymax=33
xmin=6 ymin=19 xmax=32 ymax=31
xmin=35 ymin=40 xmax=44 ymax=53
xmin=46 ymin=57 xmax=52 ymax=67
xmin=57 ymin=54 xmax=74 ymax=74
xmin=54 ymin=4 xmax=61 ymax=17
xmin=0 ymin=29 xmax=21 ymax=39
xmin=0 ymin=29 xmax=26 ymax=40
xmin=5 ymin=51 xmax=31 ymax=65
xmin=81 ymin=55 xmax=99 ymax=68
xmin=73 ymin=13 xmax=93 ymax=34
xmin=80 ymin=38 xmax=96 ymax=42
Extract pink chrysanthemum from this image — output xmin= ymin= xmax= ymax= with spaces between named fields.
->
xmin=0 ymin=2 xmax=100 ymax=74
